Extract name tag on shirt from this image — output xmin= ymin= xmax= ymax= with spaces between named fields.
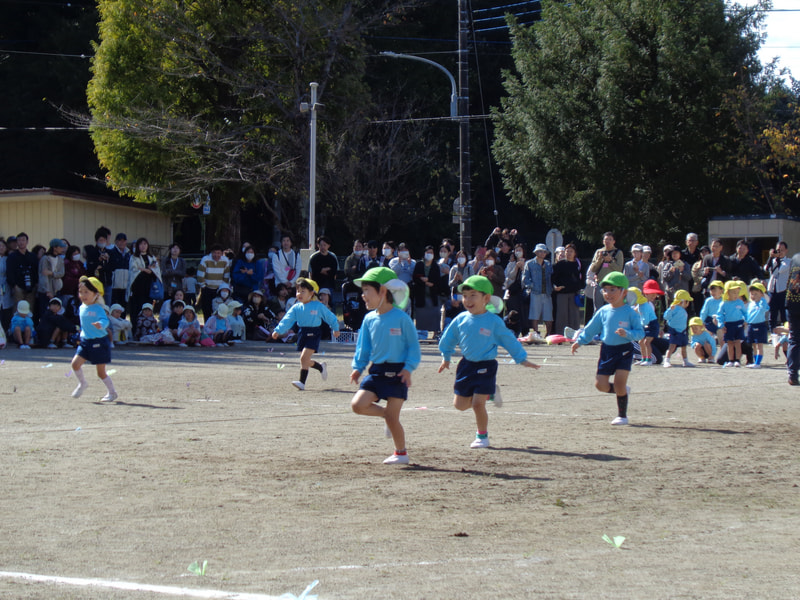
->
xmin=479 ymin=327 xmax=491 ymax=337
xmin=310 ymin=310 xmax=318 ymax=316
xmin=618 ymin=320 xmax=629 ymax=328
xmin=390 ymin=328 xmax=401 ymax=336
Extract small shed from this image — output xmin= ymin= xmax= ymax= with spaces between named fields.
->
xmin=708 ymin=214 xmax=800 ymax=265
xmin=0 ymin=188 xmax=172 ymax=252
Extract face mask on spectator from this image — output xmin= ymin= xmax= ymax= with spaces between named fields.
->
xmin=457 ymin=257 xmax=466 ymax=265
xmin=245 ymin=252 xmax=254 ymax=261
xmin=515 ymin=250 xmax=524 ymax=258
xmin=486 ymin=259 xmax=495 ymax=267
xmin=424 ymin=253 xmax=434 ymax=261
xmin=399 ymin=251 xmax=409 ymax=259
xmin=72 ymin=254 xmax=81 ymax=261
xmin=354 ymin=250 xmax=364 ymax=257
xmin=383 ymin=248 xmax=392 ymax=258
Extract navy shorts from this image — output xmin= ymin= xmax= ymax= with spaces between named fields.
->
xmin=723 ymin=320 xmax=745 ymax=342
xmin=360 ymin=362 xmax=408 ymax=401
xmin=703 ymin=317 xmax=719 ymax=334
xmin=76 ymin=336 xmax=111 ymax=365
xmin=746 ymin=322 xmax=768 ymax=344
xmin=454 ymin=358 xmax=497 ymax=397
xmin=296 ymin=327 xmax=321 ymax=352
xmin=644 ymin=319 xmax=659 ymax=338
xmin=597 ymin=342 xmax=634 ymax=376
xmin=666 ymin=326 xmax=688 ymax=347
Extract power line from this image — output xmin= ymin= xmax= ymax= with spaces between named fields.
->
xmin=0 ymin=48 xmax=91 ymax=58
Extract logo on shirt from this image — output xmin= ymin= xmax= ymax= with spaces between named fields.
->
xmin=479 ymin=327 xmax=491 ymax=337
xmin=310 ymin=310 xmax=318 ymax=316
xmin=618 ymin=321 xmax=629 ymax=328
xmin=390 ymin=328 xmax=401 ymax=336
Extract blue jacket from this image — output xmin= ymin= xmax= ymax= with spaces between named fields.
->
xmin=522 ymin=258 xmax=553 ymax=295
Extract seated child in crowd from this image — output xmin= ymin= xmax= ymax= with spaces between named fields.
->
xmin=159 ymin=289 xmax=185 ymax=328
xmin=10 ymin=300 xmax=34 ymax=349
xmin=242 ymin=290 xmax=277 ymax=340
xmin=177 ymin=304 xmax=202 ymax=346
xmin=211 ymin=284 xmax=233 ymax=314
xmin=204 ymin=302 xmax=233 ymax=346
xmin=135 ymin=302 xmax=175 ymax=345
xmin=227 ymin=301 xmax=246 ymax=343
xmin=38 ymin=297 xmax=76 ymax=348
xmin=108 ymin=303 xmax=133 ymax=344
xmin=166 ymin=300 xmax=185 ymax=339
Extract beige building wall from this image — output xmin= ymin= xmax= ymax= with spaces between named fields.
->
xmin=0 ymin=188 xmax=172 ymax=252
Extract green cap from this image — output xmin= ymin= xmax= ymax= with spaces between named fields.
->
xmin=458 ymin=275 xmax=493 ymax=296
xmin=353 ymin=266 xmax=398 ymax=287
xmin=600 ymin=271 xmax=629 ymax=289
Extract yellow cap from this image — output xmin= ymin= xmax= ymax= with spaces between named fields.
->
xmin=673 ymin=289 xmax=692 ymax=302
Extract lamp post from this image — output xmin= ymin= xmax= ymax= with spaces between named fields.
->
xmin=300 ymin=82 xmax=320 ymax=250
xmin=379 ymin=52 xmax=457 ymax=118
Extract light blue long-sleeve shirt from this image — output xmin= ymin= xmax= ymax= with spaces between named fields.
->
xmin=577 ymin=303 xmax=644 ymax=346
xmin=79 ymin=303 xmax=109 ymax=340
xmin=274 ymin=299 xmax=340 ymax=336
xmin=745 ymin=297 xmax=769 ymax=325
xmin=715 ymin=298 xmax=746 ymax=327
xmin=439 ymin=310 xmax=528 ymax=364
xmin=691 ymin=329 xmax=717 ymax=356
xmin=700 ymin=296 xmax=723 ymax=322
xmin=352 ymin=307 xmax=421 ymax=373
xmin=663 ymin=304 xmax=688 ymax=332
xmin=637 ymin=301 xmax=657 ymax=326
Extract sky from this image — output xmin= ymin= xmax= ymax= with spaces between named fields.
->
xmin=742 ymin=0 xmax=800 ymax=80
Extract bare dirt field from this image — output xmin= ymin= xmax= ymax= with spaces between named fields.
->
xmin=1 ymin=339 xmax=799 ymax=599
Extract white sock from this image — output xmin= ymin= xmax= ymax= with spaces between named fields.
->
xmin=102 ymin=376 xmax=116 ymax=394
xmin=74 ymin=369 xmax=87 ymax=386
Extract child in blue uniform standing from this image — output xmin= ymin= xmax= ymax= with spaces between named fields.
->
xmin=272 ymin=277 xmax=339 ymax=390
xmin=71 ymin=276 xmax=118 ymax=402
xmin=745 ymin=282 xmax=770 ymax=368
xmin=571 ymin=272 xmax=644 ymax=425
xmin=438 ymin=275 xmax=539 ymax=448
xmin=700 ymin=280 xmax=724 ymax=346
xmin=662 ymin=289 xmax=694 ymax=368
xmin=350 ymin=267 xmax=420 ymax=465
xmin=716 ymin=280 xmax=748 ymax=368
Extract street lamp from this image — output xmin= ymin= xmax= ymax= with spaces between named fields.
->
xmin=380 ymin=52 xmax=458 ymax=119
xmin=300 ymin=82 xmax=321 ymax=250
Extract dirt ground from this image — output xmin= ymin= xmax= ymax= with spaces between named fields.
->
xmin=1 ymin=339 xmax=799 ymax=599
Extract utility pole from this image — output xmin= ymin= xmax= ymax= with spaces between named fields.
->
xmin=457 ymin=0 xmax=472 ymax=254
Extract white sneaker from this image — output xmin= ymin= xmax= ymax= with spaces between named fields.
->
xmin=682 ymin=360 xmax=695 ymax=368
xmin=320 ymin=362 xmax=328 ymax=381
xmin=47 ymin=343 xmax=58 ymax=349
xmin=490 ymin=385 xmax=503 ymax=408
xmin=100 ymin=391 xmax=118 ymax=402
xmin=179 ymin=343 xmax=188 ymax=347
xmin=723 ymin=362 xmax=734 ymax=368
xmin=734 ymin=361 xmax=742 ymax=367
xmin=291 ymin=381 xmax=305 ymax=391
xmin=611 ymin=416 xmax=629 ymax=425
xmin=19 ymin=344 xmax=31 ymax=350
xmin=747 ymin=363 xmax=761 ymax=369
xmin=71 ymin=382 xmax=88 ymax=398
xmin=383 ymin=453 xmax=409 ymax=465
xmin=470 ymin=436 xmax=490 ymax=448
xmin=663 ymin=361 xmax=672 ymax=368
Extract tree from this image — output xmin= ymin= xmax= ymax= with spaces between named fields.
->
xmin=85 ymin=0 xmax=420 ymax=248
xmin=492 ymin=0 xmax=769 ymax=244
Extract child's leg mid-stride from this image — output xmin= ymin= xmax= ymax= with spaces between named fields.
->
xmin=70 ymin=354 xmax=117 ymax=401
xmin=351 ymin=391 xmax=408 ymax=464
xmin=454 ymin=394 xmax=491 ymax=448
xmin=595 ymin=370 xmax=630 ymax=426
xmin=292 ymin=347 xmax=327 ymax=390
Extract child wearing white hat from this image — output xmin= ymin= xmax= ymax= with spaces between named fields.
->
xmin=10 ymin=300 xmax=34 ymax=348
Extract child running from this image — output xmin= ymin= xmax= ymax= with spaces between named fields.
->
xmin=272 ymin=277 xmax=339 ymax=390
xmin=438 ymin=275 xmax=539 ymax=448
xmin=71 ymin=276 xmax=118 ymax=402
xmin=350 ymin=267 xmax=420 ymax=465
xmin=745 ymin=282 xmax=770 ymax=368
xmin=689 ymin=317 xmax=717 ymax=363
xmin=571 ymin=272 xmax=644 ymax=425
xmin=662 ymin=289 xmax=694 ymax=368
xmin=716 ymin=280 xmax=747 ymax=368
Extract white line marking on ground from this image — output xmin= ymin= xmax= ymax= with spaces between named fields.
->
xmin=0 ymin=571 xmax=291 ymax=599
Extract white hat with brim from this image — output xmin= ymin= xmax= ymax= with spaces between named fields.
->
xmin=141 ymin=303 xmax=154 ymax=311
xmin=382 ymin=279 xmax=410 ymax=311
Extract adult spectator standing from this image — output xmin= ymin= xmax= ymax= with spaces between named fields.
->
xmin=108 ymin=232 xmax=131 ymax=308
xmin=308 ymin=235 xmax=339 ymax=293
xmin=161 ymin=243 xmax=187 ymax=299
xmin=343 ymin=240 xmax=366 ymax=283
xmin=84 ymin=227 xmax=112 ymax=301
xmin=660 ymin=245 xmax=692 ymax=306
xmin=784 ymin=251 xmax=800 ymax=385
xmin=198 ymin=243 xmax=231 ymax=322
xmin=503 ymin=243 xmax=529 ymax=335
xmin=361 ymin=240 xmax=384 ymax=271
xmin=61 ymin=245 xmax=86 ymax=310
xmin=0 ymin=238 xmax=13 ymax=332
xmin=623 ymin=244 xmax=648 ymax=291
xmin=412 ymin=245 xmax=445 ymax=333
xmin=6 ymin=232 xmax=39 ymax=318
xmin=681 ymin=233 xmax=702 ymax=271
xmin=478 ymin=249 xmax=505 ymax=297
xmin=271 ymin=233 xmax=301 ymax=290
xmin=701 ymin=238 xmax=731 ymax=289
xmin=496 ymin=238 xmax=514 ymax=269
xmin=766 ymin=241 xmax=790 ymax=332
xmin=484 ymin=227 xmax=519 ymax=252
xmin=389 ymin=242 xmax=416 ymax=286
xmin=127 ymin=237 xmax=162 ymax=329
xmin=342 ymin=239 xmax=368 ymax=331
xmin=37 ymin=238 xmax=66 ymax=318
xmin=587 ymin=231 xmax=624 ymax=309
xmin=232 ymin=244 xmax=261 ymax=301
xmin=552 ymin=243 xmax=584 ymax=336
xmin=469 ymin=245 xmax=487 ymax=275
xmin=729 ymin=239 xmax=764 ymax=283
xmin=522 ymin=243 xmax=554 ymax=338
